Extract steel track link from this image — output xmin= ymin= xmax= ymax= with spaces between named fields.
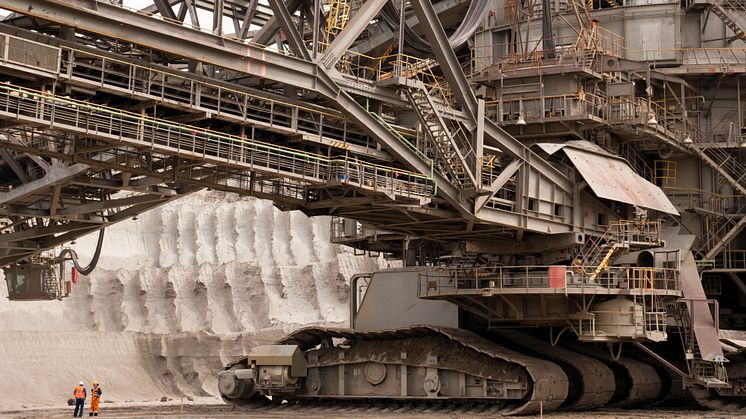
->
xmin=228 ymin=394 xmax=529 ymax=416
xmin=494 ymin=330 xmax=616 ymax=410
xmin=561 ymin=340 xmax=665 ymax=407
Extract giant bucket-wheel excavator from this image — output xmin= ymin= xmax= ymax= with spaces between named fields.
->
xmin=1 ymin=0 xmax=746 ymax=413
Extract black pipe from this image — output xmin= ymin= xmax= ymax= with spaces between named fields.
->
xmin=58 ymin=228 xmax=105 ymax=276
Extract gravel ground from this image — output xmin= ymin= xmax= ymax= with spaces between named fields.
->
xmin=3 ymin=404 xmax=746 ymax=419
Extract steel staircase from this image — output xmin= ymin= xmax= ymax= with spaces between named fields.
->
xmin=710 ymin=0 xmax=746 ymax=43
xmin=670 ymin=301 xmax=729 ymax=387
xmin=576 ymin=224 xmax=628 ymax=282
xmin=700 ymin=213 xmax=746 ymax=260
xmin=405 ymin=85 xmax=477 ymax=188
xmin=632 ymin=96 xmax=746 ymax=259
xmin=576 ymin=220 xmax=662 ymax=281
xmin=690 ymin=143 xmax=746 ymax=196
xmin=686 ymin=140 xmax=746 ymax=258
xmin=620 ymin=142 xmax=653 ymax=181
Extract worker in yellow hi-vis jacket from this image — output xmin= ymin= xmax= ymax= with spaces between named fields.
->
xmin=89 ymin=381 xmax=102 ymax=417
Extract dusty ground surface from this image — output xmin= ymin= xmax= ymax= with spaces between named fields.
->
xmin=1 ymin=404 xmax=744 ymax=419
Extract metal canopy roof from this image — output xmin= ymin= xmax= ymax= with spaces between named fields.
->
xmin=563 ymin=147 xmax=679 ymax=216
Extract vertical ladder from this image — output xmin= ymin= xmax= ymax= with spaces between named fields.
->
xmin=325 ymin=0 xmax=351 ymax=42
xmin=41 ymin=267 xmax=59 ymax=299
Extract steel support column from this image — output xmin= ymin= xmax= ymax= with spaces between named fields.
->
xmin=410 ymin=0 xmax=477 ymax=122
xmin=410 ymin=0 xmax=572 ymax=193
xmin=153 ymin=0 xmax=179 ymax=21
xmin=320 ymin=0 xmax=389 ymax=68
xmin=267 ymin=0 xmax=311 ymax=60
xmin=252 ymin=0 xmax=305 ymax=45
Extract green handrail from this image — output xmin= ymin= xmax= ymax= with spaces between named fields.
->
xmin=0 ymin=83 xmax=435 ymax=196
xmin=367 ymin=111 xmax=438 ymax=195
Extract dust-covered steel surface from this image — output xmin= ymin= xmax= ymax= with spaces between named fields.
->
xmin=274 ymin=325 xmax=568 ymax=414
xmin=0 ymin=404 xmax=736 ymax=418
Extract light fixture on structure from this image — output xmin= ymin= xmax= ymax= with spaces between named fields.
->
xmin=516 ymin=114 xmax=527 ymax=125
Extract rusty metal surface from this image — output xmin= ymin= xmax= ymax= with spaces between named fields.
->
xmin=679 ymin=252 xmax=726 ymax=362
xmin=563 ymin=340 xmax=664 ymax=407
xmin=277 ymin=325 xmax=569 ymax=415
xmin=495 ymin=330 xmax=615 ymax=410
xmin=562 ymin=147 xmax=679 ymax=215
xmin=659 ymin=229 xmax=724 ymax=362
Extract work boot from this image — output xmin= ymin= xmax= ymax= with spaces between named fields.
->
xmin=89 ymin=413 xmax=93 ymax=417
xmin=94 ymin=414 xmax=98 ymax=416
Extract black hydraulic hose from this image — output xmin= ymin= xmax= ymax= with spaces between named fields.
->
xmin=58 ymin=228 xmax=105 ymax=276
xmin=381 ymin=0 xmax=489 ymax=54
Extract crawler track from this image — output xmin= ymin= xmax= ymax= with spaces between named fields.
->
xmin=229 ymin=397 xmax=515 ymax=416
xmin=223 ymin=326 xmax=701 ymax=414
xmin=494 ymin=330 xmax=616 ymax=410
xmin=280 ymin=326 xmax=569 ymax=414
xmin=223 ymin=326 xmax=570 ymax=415
xmin=561 ymin=340 xmax=665 ymax=407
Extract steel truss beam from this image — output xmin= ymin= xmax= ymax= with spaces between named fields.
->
xmin=410 ymin=0 xmax=478 ymax=122
xmin=0 ymin=0 xmax=582 ymax=235
xmin=153 ymin=0 xmax=179 ymax=21
xmin=0 ymin=0 xmax=336 ymax=96
xmin=0 ymin=0 xmax=469 ymax=210
xmin=319 ymin=0 xmax=388 ymax=69
xmin=0 ymin=193 xmax=189 ymax=266
xmin=252 ymin=0 xmax=305 ymax=45
xmin=410 ymin=0 xmax=572 ymax=194
xmin=266 ymin=0 xmax=311 ymax=60
xmin=140 ymin=0 xmax=273 ymax=28
xmin=235 ymin=0 xmax=259 ymax=39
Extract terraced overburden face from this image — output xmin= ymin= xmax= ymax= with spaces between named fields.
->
xmin=0 ymin=191 xmax=398 ymax=410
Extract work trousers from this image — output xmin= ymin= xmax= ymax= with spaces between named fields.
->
xmin=73 ymin=398 xmax=85 ymax=417
xmin=90 ymin=396 xmax=99 ymax=413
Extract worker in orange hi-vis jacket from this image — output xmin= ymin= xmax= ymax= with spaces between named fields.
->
xmin=72 ymin=381 xmax=86 ymax=417
xmin=89 ymin=381 xmax=102 ymax=417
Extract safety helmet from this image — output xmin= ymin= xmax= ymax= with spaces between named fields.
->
xmin=93 ymin=381 xmax=99 ymax=386
xmin=79 ymin=381 xmax=84 ymax=386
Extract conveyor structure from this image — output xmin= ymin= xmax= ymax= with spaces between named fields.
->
xmin=0 ymin=0 xmax=746 ymax=413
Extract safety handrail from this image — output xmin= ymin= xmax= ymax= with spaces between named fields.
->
xmin=367 ymin=110 xmax=437 ymax=194
xmin=418 ymin=264 xmax=681 ymax=297
xmin=0 ymin=84 xmax=435 ymax=198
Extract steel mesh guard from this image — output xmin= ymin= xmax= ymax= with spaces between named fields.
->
xmin=6 ymin=37 xmax=59 ymax=73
